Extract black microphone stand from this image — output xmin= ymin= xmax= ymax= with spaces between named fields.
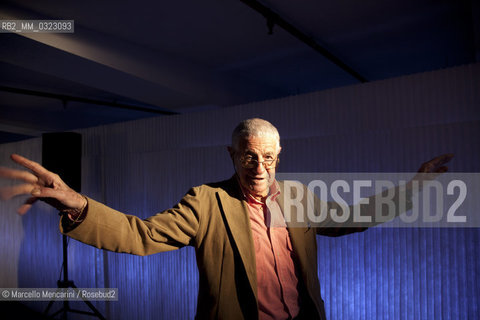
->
xmin=43 ymin=233 xmax=106 ymax=319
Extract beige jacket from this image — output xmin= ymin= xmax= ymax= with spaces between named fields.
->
xmin=61 ymin=177 xmax=374 ymax=319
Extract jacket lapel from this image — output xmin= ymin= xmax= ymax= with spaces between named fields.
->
xmin=217 ymin=177 xmax=258 ymax=301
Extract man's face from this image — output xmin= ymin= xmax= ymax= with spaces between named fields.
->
xmin=229 ymin=135 xmax=280 ymax=199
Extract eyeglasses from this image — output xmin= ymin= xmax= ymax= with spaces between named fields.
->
xmin=239 ymin=155 xmax=279 ymax=169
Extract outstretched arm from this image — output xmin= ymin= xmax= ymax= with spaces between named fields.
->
xmin=1 ymin=153 xmax=200 ymax=255
xmin=315 ymin=153 xmax=454 ymax=236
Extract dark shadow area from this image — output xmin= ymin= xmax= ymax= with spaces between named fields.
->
xmin=0 ymin=301 xmax=50 ymax=319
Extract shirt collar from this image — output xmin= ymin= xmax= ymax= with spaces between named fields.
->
xmin=236 ymin=176 xmax=281 ymax=204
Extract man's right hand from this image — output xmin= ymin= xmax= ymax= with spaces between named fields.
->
xmin=0 ymin=154 xmax=86 ymax=215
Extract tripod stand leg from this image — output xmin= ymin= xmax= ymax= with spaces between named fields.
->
xmin=80 ymin=299 xmax=106 ymax=320
xmin=44 ymin=299 xmax=55 ymax=314
xmin=71 ymin=284 xmax=106 ymax=320
xmin=44 ymin=234 xmax=106 ymax=319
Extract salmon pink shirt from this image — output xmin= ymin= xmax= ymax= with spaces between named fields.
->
xmin=241 ymin=180 xmax=301 ymax=320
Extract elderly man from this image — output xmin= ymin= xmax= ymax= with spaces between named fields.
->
xmin=1 ymin=118 xmax=452 ymax=320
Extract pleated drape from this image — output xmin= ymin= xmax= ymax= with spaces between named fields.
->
xmin=0 ymin=63 xmax=479 ymax=319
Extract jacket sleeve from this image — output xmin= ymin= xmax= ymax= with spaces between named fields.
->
xmin=314 ymin=184 xmax=414 ymax=236
xmin=59 ymin=187 xmax=202 ymax=256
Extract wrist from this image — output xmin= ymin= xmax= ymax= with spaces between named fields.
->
xmin=62 ymin=195 xmax=88 ymax=223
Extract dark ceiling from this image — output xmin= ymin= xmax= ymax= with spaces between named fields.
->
xmin=0 ymin=0 xmax=478 ymax=143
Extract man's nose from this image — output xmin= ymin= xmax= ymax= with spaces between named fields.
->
xmin=253 ymin=161 xmax=266 ymax=174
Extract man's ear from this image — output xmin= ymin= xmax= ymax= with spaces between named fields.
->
xmin=227 ymin=146 xmax=237 ymax=172
xmin=227 ymin=146 xmax=234 ymax=160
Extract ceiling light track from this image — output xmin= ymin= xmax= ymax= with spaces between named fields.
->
xmin=239 ymin=0 xmax=368 ymax=83
xmin=0 ymin=86 xmax=178 ymax=115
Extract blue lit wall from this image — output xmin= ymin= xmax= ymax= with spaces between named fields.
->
xmin=2 ymin=63 xmax=479 ymax=319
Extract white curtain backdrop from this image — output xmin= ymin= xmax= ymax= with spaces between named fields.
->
xmin=1 ymin=63 xmax=479 ymax=319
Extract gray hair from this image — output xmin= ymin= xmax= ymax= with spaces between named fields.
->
xmin=231 ymin=118 xmax=280 ymax=152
